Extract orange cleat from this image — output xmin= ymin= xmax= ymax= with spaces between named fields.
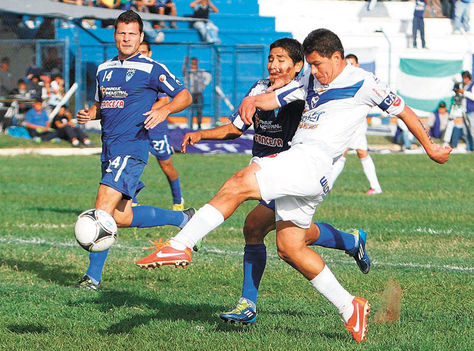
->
xmin=136 ymin=240 xmax=192 ymax=269
xmin=344 ymin=297 xmax=370 ymax=343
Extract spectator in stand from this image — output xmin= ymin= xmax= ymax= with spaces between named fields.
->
xmin=182 ymin=56 xmax=211 ymax=129
xmin=10 ymin=79 xmax=32 ymax=116
xmin=456 ymin=70 xmax=474 ymax=150
xmin=146 ymin=0 xmax=178 ymax=29
xmin=25 ymin=74 xmax=44 ymax=100
xmin=453 ymin=0 xmax=470 ymax=34
xmin=428 ymin=101 xmax=449 ymax=139
xmin=42 ymin=47 xmax=63 ymax=76
xmin=52 ymin=105 xmax=92 ymax=146
xmin=0 ymin=57 xmax=15 ymax=97
xmin=413 ymin=0 xmax=427 ymax=49
xmin=131 ymin=0 xmax=165 ymax=42
xmin=48 ymin=75 xmax=65 ymax=108
xmin=25 ymin=98 xmax=58 ymax=143
xmin=190 ymin=0 xmax=219 ymax=43
xmin=98 ymin=0 xmax=123 ymax=27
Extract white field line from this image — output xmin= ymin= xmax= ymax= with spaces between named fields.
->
xmin=0 ymin=236 xmax=472 ymax=272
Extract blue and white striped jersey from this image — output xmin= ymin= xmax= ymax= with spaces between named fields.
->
xmin=230 ymin=79 xmax=304 ymax=157
xmin=95 ymin=53 xmax=185 ymax=162
xmin=274 ymin=64 xmax=405 ymax=159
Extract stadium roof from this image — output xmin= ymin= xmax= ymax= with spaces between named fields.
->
xmin=0 ymin=0 xmax=197 ymax=22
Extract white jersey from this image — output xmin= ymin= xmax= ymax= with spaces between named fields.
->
xmin=274 ymin=64 xmax=405 ymax=160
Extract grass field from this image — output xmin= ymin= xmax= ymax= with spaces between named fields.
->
xmin=0 ymin=149 xmax=473 ymax=351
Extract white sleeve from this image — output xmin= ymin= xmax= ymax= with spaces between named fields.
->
xmin=358 ymin=73 xmax=405 ymax=115
xmin=273 ymin=72 xmax=308 ymax=107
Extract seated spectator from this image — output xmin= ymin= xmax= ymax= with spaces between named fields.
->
xmin=25 ymin=98 xmax=58 ymax=143
xmin=52 ymin=105 xmax=91 ymax=146
xmin=0 ymin=57 xmax=15 ymax=97
xmin=48 ymin=75 xmax=65 ymax=108
xmin=428 ymin=101 xmax=449 ymax=139
xmin=25 ymin=74 xmax=44 ymax=100
xmin=190 ymin=0 xmax=220 ymax=43
xmin=10 ymin=79 xmax=33 ymax=116
xmin=146 ymin=0 xmax=178 ymax=29
xmin=98 ymin=0 xmax=123 ymax=28
xmin=394 ymin=118 xmax=416 ymax=151
xmin=131 ymin=0 xmax=165 ymax=42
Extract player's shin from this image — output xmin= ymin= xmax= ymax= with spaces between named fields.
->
xmin=130 ymin=205 xmax=187 ymax=228
xmin=311 ymin=223 xmax=358 ymax=251
xmin=170 ymin=204 xmax=224 ymax=249
xmin=241 ymin=244 xmax=267 ymax=305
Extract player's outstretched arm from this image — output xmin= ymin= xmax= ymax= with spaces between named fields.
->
xmin=76 ymin=102 xmax=99 ymax=124
xmin=238 ymin=92 xmax=279 ymax=125
xmin=144 ymin=90 xmax=192 ymax=130
xmin=397 ymin=105 xmax=452 ymax=164
xmin=181 ymin=124 xmax=242 ymax=153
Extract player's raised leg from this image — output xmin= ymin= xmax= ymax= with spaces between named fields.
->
xmin=136 ymin=162 xmax=263 ymax=268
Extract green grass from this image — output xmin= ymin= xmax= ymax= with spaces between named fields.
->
xmin=0 ymin=149 xmax=473 ymax=351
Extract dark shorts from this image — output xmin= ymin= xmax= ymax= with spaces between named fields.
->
xmin=259 ymin=199 xmax=275 ymax=211
xmin=149 ymin=132 xmax=173 ymax=161
xmin=100 ymin=156 xmax=146 ymax=199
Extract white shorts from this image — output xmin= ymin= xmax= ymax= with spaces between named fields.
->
xmin=252 ymin=143 xmax=332 ymax=228
xmin=348 ymin=119 xmax=368 ymax=151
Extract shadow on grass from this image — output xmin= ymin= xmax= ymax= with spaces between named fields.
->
xmin=26 ymin=206 xmax=83 ymax=215
xmin=7 ymin=323 xmax=49 ymax=334
xmin=0 ymin=258 xmax=79 ymax=286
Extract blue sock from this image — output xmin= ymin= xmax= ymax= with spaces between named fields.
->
xmin=169 ymin=177 xmax=182 ymax=204
xmin=241 ymin=244 xmax=266 ymax=307
xmin=131 ymin=205 xmax=188 ymax=228
xmin=311 ymin=222 xmax=357 ymax=252
xmin=86 ymin=249 xmax=109 ymax=285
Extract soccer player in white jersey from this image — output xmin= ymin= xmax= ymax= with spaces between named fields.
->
xmin=74 ymin=11 xmax=193 ymax=290
xmin=331 ymin=53 xmax=383 ymax=195
xmin=136 ymin=29 xmax=452 ymax=343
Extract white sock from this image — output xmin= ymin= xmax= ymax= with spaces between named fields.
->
xmin=170 ymin=204 xmax=224 ymax=250
xmin=360 ymin=155 xmax=381 ymax=192
xmin=310 ymin=265 xmax=354 ymax=323
xmin=331 ymin=156 xmax=346 ymax=186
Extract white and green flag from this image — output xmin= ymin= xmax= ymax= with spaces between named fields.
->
xmin=397 ymin=58 xmax=463 ymax=112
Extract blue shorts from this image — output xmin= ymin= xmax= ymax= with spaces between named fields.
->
xmin=149 ymin=133 xmax=173 ymax=161
xmin=101 ymin=155 xmax=146 ymax=199
xmin=259 ymin=199 xmax=275 ymax=211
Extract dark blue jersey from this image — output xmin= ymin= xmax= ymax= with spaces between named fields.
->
xmin=95 ymin=53 xmax=184 ymax=162
xmin=230 ymin=79 xmax=304 ymax=157
xmin=147 ymin=92 xmax=169 ymax=137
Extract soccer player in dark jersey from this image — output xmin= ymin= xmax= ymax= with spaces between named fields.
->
xmin=173 ymin=38 xmax=371 ymax=325
xmin=137 ymin=41 xmax=184 ymax=210
xmin=74 ymin=10 xmax=193 ymax=290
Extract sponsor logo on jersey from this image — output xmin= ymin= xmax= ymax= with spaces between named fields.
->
xmin=101 ymin=100 xmax=124 ymax=109
xmin=126 ymin=69 xmax=136 ymax=82
xmin=254 ymin=134 xmax=283 ymax=148
xmin=101 ymin=86 xmax=128 ymax=98
xmin=256 ymin=118 xmax=282 ymax=132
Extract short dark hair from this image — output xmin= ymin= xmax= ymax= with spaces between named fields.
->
xmin=140 ymin=40 xmax=151 ymax=52
xmin=345 ymin=53 xmax=358 ymax=63
xmin=270 ymin=38 xmax=304 ymax=66
xmin=302 ymin=28 xmax=344 ymax=59
xmin=115 ymin=10 xmax=143 ymax=33
xmin=1 ymin=57 xmax=9 ymax=64
xmin=461 ymin=70 xmax=472 ymax=80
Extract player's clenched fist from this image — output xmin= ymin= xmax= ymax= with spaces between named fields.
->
xmin=238 ymin=96 xmax=257 ymax=125
xmin=76 ymin=108 xmax=91 ymax=124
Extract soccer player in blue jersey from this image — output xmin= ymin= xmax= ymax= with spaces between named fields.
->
xmin=138 ymin=41 xmax=184 ymax=210
xmin=74 ymin=10 xmax=193 ymax=290
xmin=136 ymin=29 xmax=451 ymax=343
xmin=179 ymin=38 xmax=371 ymax=325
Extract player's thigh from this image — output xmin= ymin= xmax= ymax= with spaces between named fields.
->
xmin=253 ymin=145 xmax=332 ymax=202
xmin=243 ymin=202 xmax=276 ymax=244
xmin=100 ymin=156 xmax=147 ymax=202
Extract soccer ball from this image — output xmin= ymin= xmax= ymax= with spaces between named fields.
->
xmin=74 ymin=209 xmax=118 ymax=252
